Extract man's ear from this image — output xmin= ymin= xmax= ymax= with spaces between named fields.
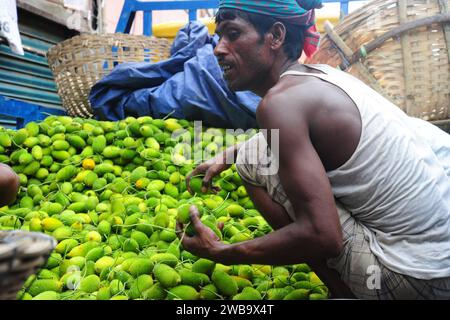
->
xmin=269 ymin=22 xmax=286 ymax=50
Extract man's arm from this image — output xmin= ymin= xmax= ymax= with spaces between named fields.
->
xmin=0 ymin=164 xmax=20 ymax=207
xmin=186 ymin=142 xmax=243 ymax=194
xmin=242 ymin=181 xmax=292 ymax=230
xmin=180 ymin=92 xmax=343 ymax=266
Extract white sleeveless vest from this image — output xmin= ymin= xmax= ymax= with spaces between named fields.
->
xmin=280 ymin=65 xmax=450 ymax=279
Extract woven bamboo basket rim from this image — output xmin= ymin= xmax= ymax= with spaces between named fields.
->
xmin=0 ymin=231 xmax=56 ymax=300
xmin=306 ymin=0 xmax=450 ymax=121
xmin=47 ymin=33 xmax=172 ymax=118
xmin=335 ymin=13 xmax=450 ymax=70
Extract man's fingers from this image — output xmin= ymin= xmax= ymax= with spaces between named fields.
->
xmin=180 ymin=232 xmax=194 ymax=248
xmin=185 ymin=173 xmax=195 ymax=194
xmin=202 ymin=167 xmax=219 ymax=193
xmin=211 ymin=185 xmax=221 ymax=194
xmin=189 ymin=205 xmax=206 ymax=231
xmin=175 ymin=221 xmax=184 ymax=239
xmin=186 ymin=166 xmax=207 ymax=194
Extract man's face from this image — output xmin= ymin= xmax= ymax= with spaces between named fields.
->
xmin=215 ymin=17 xmax=273 ymax=92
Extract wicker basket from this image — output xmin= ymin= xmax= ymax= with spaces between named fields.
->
xmin=0 ymin=231 xmax=56 ymax=300
xmin=47 ymin=33 xmax=171 ymax=118
xmin=306 ymin=0 xmax=450 ymax=121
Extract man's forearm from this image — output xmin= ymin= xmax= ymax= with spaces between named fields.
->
xmin=222 ymin=142 xmax=243 ymax=165
xmin=243 ymin=181 xmax=292 ymax=230
xmin=212 ymin=220 xmax=339 ymax=266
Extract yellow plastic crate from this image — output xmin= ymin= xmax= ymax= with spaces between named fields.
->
xmin=152 ymin=15 xmax=340 ymax=41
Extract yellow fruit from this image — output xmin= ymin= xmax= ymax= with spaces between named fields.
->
xmin=94 ymin=256 xmax=115 ymax=274
xmin=153 ymin=264 xmax=181 ymax=288
xmin=85 ymin=231 xmax=102 ymax=242
xmin=41 ymin=217 xmax=63 ymax=232
xmin=55 ymin=239 xmax=79 ymax=255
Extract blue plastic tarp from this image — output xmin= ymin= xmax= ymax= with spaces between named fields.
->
xmin=89 ymin=21 xmax=261 ymax=129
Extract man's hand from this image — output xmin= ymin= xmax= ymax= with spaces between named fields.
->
xmin=0 ymin=163 xmax=20 ymax=207
xmin=186 ymin=143 xmax=242 ymax=194
xmin=176 ymin=206 xmax=226 ymax=260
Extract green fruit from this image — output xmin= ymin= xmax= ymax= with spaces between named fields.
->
xmin=130 ymin=230 xmax=150 ymax=249
xmin=129 ymin=259 xmax=153 ymax=277
xmin=128 ymin=275 xmax=154 ymax=299
xmin=231 ymin=276 xmax=253 ymax=290
xmin=122 ymin=238 xmax=139 ymax=253
xmin=109 ymin=279 xmax=125 ymax=296
xmin=32 ymin=291 xmax=60 ymax=300
xmin=179 ymin=269 xmax=210 ymax=289
xmin=164 ymin=183 xmax=179 ymax=198
xmin=96 ymin=287 xmax=111 ymax=300
xmin=83 ymin=171 xmax=98 ymax=187
xmin=294 ymin=263 xmax=311 ymax=273
xmin=167 ymin=285 xmax=199 ymax=300
xmin=52 ymin=226 xmax=73 ymax=241
xmin=144 ymin=283 xmax=166 ymax=300
xmin=92 ymin=135 xmax=106 ymax=154
xmin=211 ymin=270 xmax=238 ymax=297
xmin=85 ymin=247 xmax=105 ymax=262
xmin=309 ymin=292 xmax=328 ymax=300
xmin=94 ymin=256 xmax=115 ymax=274
xmin=256 ymin=280 xmax=273 ymax=293
xmin=188 ymin=177 xmax=207 ymax=194
xmin=283 ymin=289 xmax=310 ymax=300
xmin=153 ymin=264 xmax=181 ymax=288
xmin=199 ymin=284 xmax=219 ymax=300
xmin=0 ymin=132 xmax=12 ymax=147
xmin=23 ymin=161 xmax=40 ymax=175
xmin=177 ymin=204 xmax=191 ymax=224
xmin=266 ymin=288 xmax=292 ymax=300
xmin=97 ymin=220 xmax=111 ymax=237
xmin=292 ymin=272 xmax=310 ymax=282
xmin=159 ymin=229 xmax=177 ymax=242
xmin=226 ymin=204 xmax=245 ymax=218
xmin=232 ymin=287 xmax=262 ymax=300
xmin=28 ymin=279 xmax=62 ymax=296
xmin=56 ymin=165 xmax=77 ymax=182
xmin=52 ymin=140 xmax=70 ymax=151
xmin=79 ymin=275 xmax=100 ymax=293
xmin=191 ymin=258 xmax=215 ymax=275
xmin=149 ymin=253 xmax=178 ymax=268
xmin=45 ymin=253 xmax=62 ymax=269
xmin=25 ymin=122 xmax=40 ymax=136
xmin=13 ymin=128 xmax=28 ymax=145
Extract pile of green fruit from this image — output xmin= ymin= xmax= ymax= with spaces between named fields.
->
xmin=0 ymin=116 xmax=328 ymax=300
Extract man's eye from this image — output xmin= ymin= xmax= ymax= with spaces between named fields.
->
xmin=228 ymin=31 xmax=240 ymax=41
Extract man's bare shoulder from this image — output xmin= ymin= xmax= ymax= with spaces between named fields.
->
xmin=256 ymin=77 xmax=337 ymax=128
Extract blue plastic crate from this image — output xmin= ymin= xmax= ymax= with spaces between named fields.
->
xmin=0 ymin=95 xmax=66 ymax=130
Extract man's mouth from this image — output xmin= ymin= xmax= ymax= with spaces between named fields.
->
xmin=220 ymin=63 xmax=234 ymax=78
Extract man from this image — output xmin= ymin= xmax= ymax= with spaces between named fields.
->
xmin=0 ymin=163 xmax=20 ymax=207
xmin=178 ymin=0 xmax=450 ymax=299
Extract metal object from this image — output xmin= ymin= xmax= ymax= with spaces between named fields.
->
xmin=116 ymin=0 xmax=366 ymax=36
xmin=116 ymin=0 xmax=220 ymax=35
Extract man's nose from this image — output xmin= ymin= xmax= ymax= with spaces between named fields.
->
xmin=214 ymin=38 xmax=228 ymax=57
